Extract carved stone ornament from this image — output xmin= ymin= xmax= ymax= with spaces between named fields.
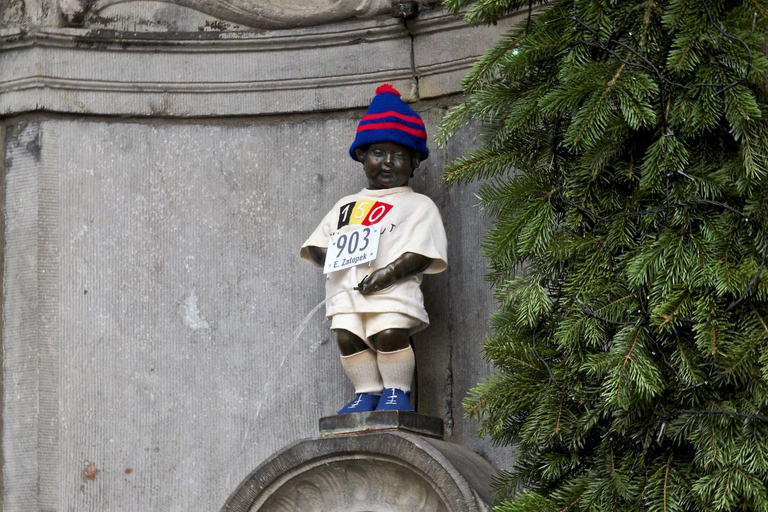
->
xmin=222 ymin=432 xmax=496 ymax=512
xmin=57 ymin=0 xmax=403 ymax=28
xmin=256 ymin=458 xmax=448 ymax=511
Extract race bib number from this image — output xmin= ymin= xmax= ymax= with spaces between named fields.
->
xmin=324 ymin=225 xmax=380 ymax=274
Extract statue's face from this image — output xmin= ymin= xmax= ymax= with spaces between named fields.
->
xmin=357 ymin=142 xmax=418 ymax=190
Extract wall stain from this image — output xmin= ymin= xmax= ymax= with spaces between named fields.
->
xmin=25 ymin=130 xmax=41 ymax=162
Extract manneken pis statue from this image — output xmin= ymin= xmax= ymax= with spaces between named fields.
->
xmin=300 ymin=84 xmax=448 ymax=414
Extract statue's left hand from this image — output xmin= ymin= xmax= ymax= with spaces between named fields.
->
xmin=357 ymin=266 xmax=397 ymax=295
xmin=357 ymin=252 xmax=433 ymax=295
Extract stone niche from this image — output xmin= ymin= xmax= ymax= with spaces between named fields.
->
xmin=222 ymin=431 xmax=496 ymax=512
xmin=0 ymin=2 xmax=526 ymax=511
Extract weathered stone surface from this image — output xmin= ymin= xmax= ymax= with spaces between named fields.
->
xmin=1 ymin=0 xmax=446 ymax=30
xmin=0 ymin=20 xmax=415 ymax=117
xmin=0 ymin=0 xmax=60 ymax=27
xmin=411 ymin=8 xmax=528 ymax=99
xmin=70 ymin=0 xmax=390 ymax=30
xmin=319 ymin=410 xmax=445 ymax=438
xmin=58 ymin=0 xmax=444 ymax=30
xmin=2 ymin=112 xmax=513 ymax=511
xmin=221 ymin=432 xmax=496 ymax=511
xmin=2 ymin=121 xmax=60 ymax=511
xmin=0 ymin=8 xmax=526 ymax=117
xmin=0 ymin=0 xmax=29 ymax=27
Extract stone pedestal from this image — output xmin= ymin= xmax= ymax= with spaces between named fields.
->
xmin=221 ymin=430 xmax=497 ymax=512
xmin=319 ymin=410 xmax=445 ymax=438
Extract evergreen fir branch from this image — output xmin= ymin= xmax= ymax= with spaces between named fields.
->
xmin=648 ymin=336 xmax=689 ymax=394
xmin=563 ymin=84 xmax=617 ymax=152
xmin=442 ymin=0 xmax=768 ymax=509
xmin=672 ymin=340 xmax=706 ymax=388
xmin=651 ymin=289 xmax=693 ymax=330
xmin=700 ymin=0 xmax=754 ymax=94
xmin=721 ymin=338 xmax=759 ymax=381
xmin=461 ymin=31 xmax=527 ymax=94
xmin=738 ymin=121 xmax=768 ymax=180
xmin=557 ymin=192 xmax=768 ymax=312
xmin=444 ymin=146 xmax=520 ymax=184
xmin=675 ymin=408 xmax=768 ymax=423
xmin=694 ymin=465 xmax=768 ymax=510
xmin=753 ymin=308 xmax=768 ymax=337
xmin=454 ymin=0 xmax=550 ymax=26
xmin=667 ymin=35 xmax=701 ymax=73
xmin=573 ymin=296 xmax=638 ymax=326
xmin=551 ymin=11 xmax=756 ymax=93
xmin=464 ymin=381 xmax=506 ymax=418
xmin=533 ymin=331 xmax=563 ymax=390
xmin=547 ymin=15 xmax=690 ymax=94
xmin=435 ymin=102 xmax=474 ymax=148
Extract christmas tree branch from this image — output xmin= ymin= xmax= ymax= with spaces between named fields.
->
xmin=573 ymin=297 xmax=638 ymax=326
xmin=558 ymin=189 xmax=768 ymax=313
xmin=700 ymin=0 xmax=754 ymax=94
xmin=533 ymin=331 xmax=563 ymax=391
xmin=547 ymin=10 xmax=755 ymax=92
xmin=445 ymin=0 xmax=768 ymax=507
xmin=675 ymin=409 xmax=768 ymax=423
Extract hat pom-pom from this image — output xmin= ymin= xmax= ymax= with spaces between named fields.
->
xmin=375 ymin=84 xmax=401 ymax=97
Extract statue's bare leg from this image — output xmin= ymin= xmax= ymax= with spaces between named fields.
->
xmin=370 ymin=328 xmax=410 ymax=352
xmin=336 ymin=329 xmax=369 ymax=356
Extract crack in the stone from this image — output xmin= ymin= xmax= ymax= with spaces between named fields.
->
xmin=402 ymin=4 xmax=420 ymax=100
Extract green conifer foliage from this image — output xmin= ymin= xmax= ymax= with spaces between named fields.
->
xmin=438 ymin=0 xmax=768 ymax=509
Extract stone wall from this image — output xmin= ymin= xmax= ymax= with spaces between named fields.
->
xmin=0 ymin=3 xmax=525 ymax=510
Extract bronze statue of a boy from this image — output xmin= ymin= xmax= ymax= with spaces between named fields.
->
xmin=301 ymin=84 xmax=447 ymax=413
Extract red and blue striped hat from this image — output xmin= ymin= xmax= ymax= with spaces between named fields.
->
xmin=349 ymin=84 xmax=429 ymax=162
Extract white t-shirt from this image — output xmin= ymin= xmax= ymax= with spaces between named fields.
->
xmin=301 ymin=186 xmax=448 ymax=322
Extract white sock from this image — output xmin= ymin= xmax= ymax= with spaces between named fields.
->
xmin=377 ymin=346 xmax=415 ymax=392
xmin=340 ymin=349 xmax=383 ymax=394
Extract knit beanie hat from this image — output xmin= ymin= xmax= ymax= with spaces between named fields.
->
xmin=349 ymin=84 xmax=429 ymax=162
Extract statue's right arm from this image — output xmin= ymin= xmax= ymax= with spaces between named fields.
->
xmin=306 ymin=246 xmax=327 ymax=266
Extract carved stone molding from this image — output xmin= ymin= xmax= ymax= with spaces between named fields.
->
xmin=221 ymin=432 xmax=497 ymax=512
xmin=0 ymin=18 xmax=415 ymax=117
xmin=0 ymin=7 xmax=526 ymax=117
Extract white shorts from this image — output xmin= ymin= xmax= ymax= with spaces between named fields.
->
xmin=331 ymin=312 xmax=426 ymax=347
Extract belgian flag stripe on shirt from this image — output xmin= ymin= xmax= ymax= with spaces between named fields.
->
xmin=337 ymin=200 xmax=393 ymax=229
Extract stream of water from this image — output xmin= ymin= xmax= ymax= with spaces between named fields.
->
xmin=252 ymin=289 xmax=352 ymax=420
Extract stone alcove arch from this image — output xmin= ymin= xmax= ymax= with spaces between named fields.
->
xmin=221 ymin=432 xmax=496 ymax=511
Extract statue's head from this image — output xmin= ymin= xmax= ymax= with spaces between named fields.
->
xmin=349 ymin=85 xmax=429 ymax=176
xmin=355 ymin=141 xmax=420 ymax=190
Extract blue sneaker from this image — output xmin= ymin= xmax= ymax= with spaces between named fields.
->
xmin=337 ymin=393 xmax=381 ymax=414
xmin=375 ymin=388 xmax=414 ymax=412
